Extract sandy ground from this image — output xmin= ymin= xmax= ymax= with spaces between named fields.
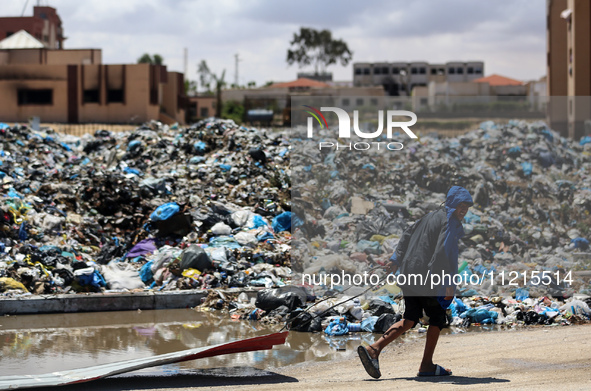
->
xmin=26 ymin=324 xmax=591 ymax=391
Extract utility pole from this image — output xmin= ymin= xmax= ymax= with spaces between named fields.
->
xmin=184 ymin=48 xmax=188 ymax=80
xmin=234 ymin=53 xmax=242 ymax=88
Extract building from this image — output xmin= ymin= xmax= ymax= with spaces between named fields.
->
xmin=0 ymin=5 xmax=186 ymax=125
xmin=473 ymin=74 xmax=527 ymax=96
xmin=411 ymin=73 xmax=539 ymax=115
xmin=547 ymin=0 xmax=591 ymax=139
xmin=353 ymin=61 xmax=484 ymax=96
xmin=0 ymin=5 xmax=64 ymax=49
xmin=0 ymin=34 xmax=186 ymax=124
xmin=222 ymin=78 xmax=385 ymax=125
xmin=296 ymin=72 xmax=333 ymax=82
xmin=187 ymin=95 xmax=216 ymax=122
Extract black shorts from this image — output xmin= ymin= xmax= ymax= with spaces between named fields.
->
xmin=403 ymin=296 xmax=447 ymax=329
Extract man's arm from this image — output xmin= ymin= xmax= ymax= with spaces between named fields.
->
xmin=388 ymin=220 xmax=416 ymax=272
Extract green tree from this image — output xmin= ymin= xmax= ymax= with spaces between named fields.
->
xmin=153 ymin=54 xmax=163 ymax=65
xmin=197 ymin=60 xmax=212 ymax=93
xmin=222 ymin=100 xmax=245 ymax=124
xmin=137 ymin=53 xmax=164 ymax=65
xmin=184 ymin=80 xmax=198 ymax=96
xmin=198 ymin=60 xmax=225 ymax=117
xmin=213 ymin=70 xmax=226 ymax=118
xmin=286 ymin=27 xmax=352 ymax=75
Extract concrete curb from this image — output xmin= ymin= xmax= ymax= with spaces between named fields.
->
xmin=0 ymin=288 xmax=262 ymax=315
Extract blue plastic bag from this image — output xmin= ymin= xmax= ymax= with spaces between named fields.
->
xmin=150 ymin=202 xmax=180 ymax=221
xmin=324 ymin=319 xmax=348 ymax=336
xmin=140 ymin=260 xmax=154 ymax=283
xmin=272 ymin=212 xmax=292 ymax=232
xmin=361 ymin=316 xmax=378 ymax=332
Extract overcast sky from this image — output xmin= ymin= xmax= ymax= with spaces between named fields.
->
xmin=5 ymin=0 xmax=546 ymax=88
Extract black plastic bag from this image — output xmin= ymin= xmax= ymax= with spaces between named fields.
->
xmin=373 ymin=313 xmax=401 ymax=333
xmin=255 ymin=288 xmax=303 ymax=312
xmin=179 ymin=245 xmax=212 ymax=272
xmin=369 ymin=298 xmax=395 ymax=317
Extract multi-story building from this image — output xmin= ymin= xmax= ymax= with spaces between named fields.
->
xmin=353 ymin=61 xmax=484 ymax=96
xmin=0 ymin=5 xmax=64 ymax=49
xmin=547 ymin=0 xmax=591 ymax=139
xmin=0 ymin=6 xmax=186 ymax=125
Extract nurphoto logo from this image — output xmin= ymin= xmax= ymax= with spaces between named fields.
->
xmin=303 ymin=105 xmax=418 ymax=151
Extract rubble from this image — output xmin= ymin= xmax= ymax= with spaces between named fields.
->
xmin=290 ymin=120 xmax=591 ymax=299
xmin=1 ymin=117 xmax=591 ymax=335
xmin=0 ymin=119 xmax=291 ymax=296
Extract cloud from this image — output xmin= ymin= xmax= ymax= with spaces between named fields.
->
xmin=2 ymin=0 xmax=546 ymax=85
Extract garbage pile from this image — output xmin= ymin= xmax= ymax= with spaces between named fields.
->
xmin=0 ymin=119 xmax=292 ymax=295
xmin=291 ymin=120 xmax=591 ymax=299
xmin=201 ymin=285 xmax=591 ymax=334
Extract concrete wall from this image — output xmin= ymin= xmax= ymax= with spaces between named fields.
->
xmin=0 ymin=64 xmax=68 ymax=122
xmin=161 ymin=71 xmax=186 ymax=123
xmin=47 ymin=49 xmax=101 ymax=65
xmin=0 ymin=63 xmax=183 ymax=124
xmin=0 ymin=48 xmax=102 ymax=66
xmin=188 ymin=95 xmax=217 ymax=119
xmin=567 ymin=0 xmax=591 ymax=139
xmin=493 ymin=85 xmax=528 ymax=96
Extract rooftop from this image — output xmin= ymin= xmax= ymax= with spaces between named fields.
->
xmin=473 ymin=74 xmax=523 ymax=86
xmin=0 ymin=30 xmax=45 ymax=49
xmin=269 ymin=78 xmax=330 ymax=89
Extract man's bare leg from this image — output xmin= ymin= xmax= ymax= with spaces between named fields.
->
xmin=418 ymin=325 xmax=442 ymax=373
xmin=366 ymin=319 xmax=415 ymax=359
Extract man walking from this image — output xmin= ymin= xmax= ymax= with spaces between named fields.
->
xmin=358 ymin=186 xmax=473 ymax=378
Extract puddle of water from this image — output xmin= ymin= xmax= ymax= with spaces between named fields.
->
xmin=0 ymin=309 xmax=371 ymax=376
xmin=0 ymin=309 xmax=501 ymax=377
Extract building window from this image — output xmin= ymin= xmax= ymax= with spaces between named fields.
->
xmin=392 ymin=67 xmax=399 ymax=75
xmin=188 ymin=103 xmax=197 ymax=118
xmin=374 ymin=67 xmax=381 ymax=75
xmin=456 ymin=67 xmax=464 ymax=74
xmin=18 ymin=89 xmax=53 ymax=105
xmin=342 ymin=98 xmax=350 ymax=106
xmin=381 ymin=67 xmax=389 ymax=74
xmin=107 ymin=89 xmax=124 ymax=103
xmin=411 ymin=67 xmax=418 ymax=74
xmin=200 ymin=107 xmax=209 ymax=117
xmin=448 ymin=68 xmax=455 ymax=74
xmin=83 ymin=89 xmax=99 ymax=103
xmin=474 ymin=68 xmax=482 ymax=74
xmin=363 ymin=68 xmax=370 ymax=75
xmin=430 ymin=68 xmax=437 ymax=75
xmin=355 ymin=68 xmax=362 ymax=75
xmin=370 ymin=98 xmax=378 ymax=106
xmin=419 ymin=67 xmax=426 ymax=74
xmin=467 ymin=67 xmax=474 ymax=74
xmin=356 ymin=98 xmax=364 ymax=106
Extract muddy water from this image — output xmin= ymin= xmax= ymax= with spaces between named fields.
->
xmin=0 ymin=309 xmax=494 ymax=377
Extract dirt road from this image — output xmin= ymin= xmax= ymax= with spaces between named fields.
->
xmin=28 ymin=324 xmax=591 ymax=391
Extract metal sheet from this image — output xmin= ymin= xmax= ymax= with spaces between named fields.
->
xmin=0 ymin=331 xmax=288 ymax=390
